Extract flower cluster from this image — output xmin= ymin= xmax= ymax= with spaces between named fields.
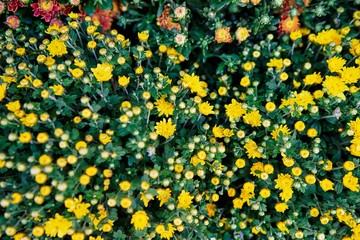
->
xmin=1 ymin=1 xmax=360 ymax=240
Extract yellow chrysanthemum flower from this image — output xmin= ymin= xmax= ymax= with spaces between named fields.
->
xmin=198 ymin=101 xmax=215 ymax=115
xmin=131 ymin=210 xmax=149 ymax=230
xmin=327 ymin=56 xmax=346 ymax=73
xmin=44 ymin=214 xmax=72 ymax=238
xmin=91 ymin=62 xmax=113 ymax=82
xmin=177 ymin=190 xmax=194 ymax=210
xmin=154 ymin=95 xmax=174 ymax=117
xmin=155 ymin=118 xmax=176 ymax=139
xmin=323 ymin=76 xmax=348 ymax=100
xmin=47 ymin=39 xmax=68 ymax=57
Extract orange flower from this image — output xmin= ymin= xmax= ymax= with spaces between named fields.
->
xmin=157 ymin=5 xmax=181 ymax=32
xmin=215 ymin=27 xmax=232 ymax=43
xmin=279 ymin=15 xmax=300 ymax=34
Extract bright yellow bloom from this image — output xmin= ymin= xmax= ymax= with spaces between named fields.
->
xmin=140 ymin=192 xmax=154 ymax=207
xmin=271 ymin=125 xmax=290 ymax=141
xmin=155 ymin=95 xmax=174 ymax=117
xmin=259 ymin=188 xmax=270 ymax=198
xmin=277 ymin=221 xmax=289 ymax=233
xmin=206 ymin=203 xmax=216 ymax=217
xmin=177 ymin=190 xmax=193 ymax=210
xmin=99 ymin=133 xmax=112 ymax=145
xmin=315 ymin=29 xmax=343 ymax=45
xmin=15 ymin=48 xmax=26 ymax=56
xmin=6 ymin=100 xmax=21 ymax=112
xmin=138 ymin=31 xmax=149 ymax=42
xmin=118 ymin=76 xmax=130 ymax=87
xmin=290 ymin=30 xmax=302 ymax=41
xmin=68 ymin=12 xmax=79 ymax=19
xmin=0 ymin=83 xmax=6 ymax=101
xmin=343 ymin=172 xmax=359 ymax=192
xmin=20 ymin=113 xmax=38 ymax=127
xmin=280 ymin=91 xmax=315 ymax=115
xmin=131 ymin=210 xmax=149 ymax=230
xmin=1 ymin=76 xmax=16 ymax=84
xmin=19 ymin=132 xmax=32 ymax=143
xmin=66 ymin=195 xmax=91 ymax=219
xmin=310 ymin=207 xmax=319 ymax=217
xmin=244 ymin=140 xmax=262 ymax=159
xmin=267 ymin=58 xmax=283 ymax=70
xmin=350 ymin=39 xmax=360 ymax=56
xmin=155 ymin=118 xmax=176 ymax=139
xmin=250 ymin=162 xmax=264 ymax=178
xmin=225 ymin=99 xmax=246 ymax=121
xmin=327 ymin=56 xmax=346 ymax=73
xmin=323 ymin=76 xmax=348 ymax=100
xmin=275 ymin=173 xmax=294 ymax=190
xmin=320 ymin=179 xmax=334 ymax=192
xmin=156 ymin=188 xmax=171 ymax=207
xmin=89 ymin=209 xmax=107 ymax=229
xmin=135 ymin=66 xmax=143 ymax=74
xmin=275 ymin=173 xmax=294 ymax=202
xmin=91 ymin=62 xmax=113 ymax=82
xmin=47 ymin=39 xmax=68 ymax=57
xmin=303 ymin=72 xmax=323 ymax=85
xmin=233 ymin=197 xmax=244 ymax=209
xmin=45 ymin=23 xmax=61 ymax=34
xmin=44 ymin=213 xmax=72 ymax=238
xmin=49 ymin=84 xmax=65 ymax=96
xmin=190 ymin=156 xmax=205 ymax=166
xmin=340 ymin=67 xmax=360 ymax=84
xmin=181 ymin=73 xmax=207 ymax=97
xmin=198 ymin=101 xmax=214 ymax=115
xmin=70 ymin=68 xmax=84 ymax=79
xmin=275 ymin=202 xmax=289 ymax=213
xmin=243 ymin=110 xmax=262 ymax=127
xmin=74 ymin=59 xmax=86 ymax=68
xmin=156 ymin=223 xmax=175 ymax=240
xmin=348 ymin=118 xmax=360 ymax=134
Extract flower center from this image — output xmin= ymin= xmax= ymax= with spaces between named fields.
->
xmin=40 ymin=0 xmax=54 ymax=12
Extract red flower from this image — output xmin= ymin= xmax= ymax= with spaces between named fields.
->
xmin=58 ymin=3 xmax=72 ymax=16
xmin=50 ymin=18 xmax=64 ymax=27
xmin=31 ymin=0 xmax=61 ymax=22
xmin=92 ymin=7 xmax=114 ymax=33
xmin=6 ymin=0 xmax=25 ymax=13
xmin=6 ymin=15 xmax=20 ymax=28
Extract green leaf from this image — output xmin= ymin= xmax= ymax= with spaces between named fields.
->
xmin=98 ymin=0 xmax=113 ymax=11
xmin=335 ymin=182 xmax=343 ymax=194
xmin=113 ymin=230 xmax=127 ymax=239
xmin=266 ymin=78 xmax=278 ymax=90
xmin=84 ymin=1 xmax=97 ymax=16
xmin=71 ymin=129 xmax=79 ymax=140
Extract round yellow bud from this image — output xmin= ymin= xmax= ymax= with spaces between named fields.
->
xmin=265 ymin=102 xmax=276 ymax=112
xmin=120 ymin=197 xmax=132 ymax=208
xmin=294 ymin=121 xmax=305 ymax=131
xmin=343 ymin=161 xmax=355 ymax=171
xmin=305 ymin=174 xmax=316 ymax=184
xmin=300 ymin=149 xmax=309 ymax=158
xmin=309 ymin=207 xmax=319 ymax=217
xmin=291 ymin=167 xmax=302 ymax=176
xmin=32 ymin=226 xmax=44 ymax=237
xmin=79 ymin=175 xmax=90 ymax=185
